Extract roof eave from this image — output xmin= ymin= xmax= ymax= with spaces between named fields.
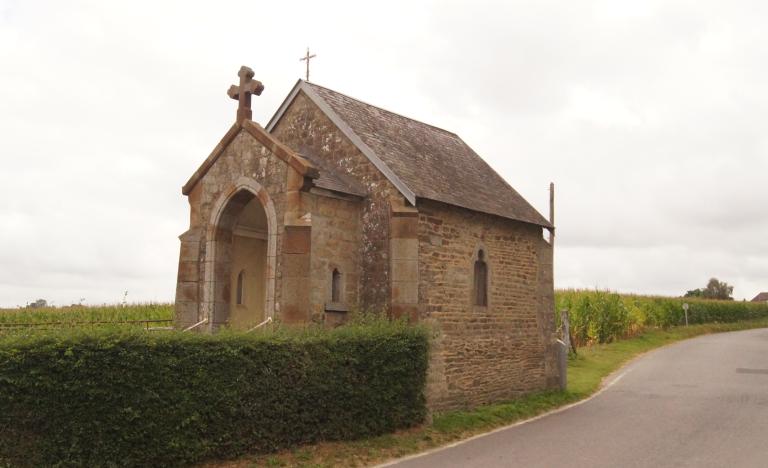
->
xmin=182 ymin=123 xmax=241 ymax=195
xmin=416 ymin=195 xmax=553 ymax=229
xmin=453 ymin=134 xmax=553 ymax=229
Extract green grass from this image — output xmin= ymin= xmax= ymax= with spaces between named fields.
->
xmin=210 ymin=318 xmax=768 ymax=468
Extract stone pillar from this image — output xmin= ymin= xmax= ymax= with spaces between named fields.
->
xmin=174 ymin=227 xmax=202 ymax=329
xmin=424 ymin=320 xmax=449 ymax=413
xmin=389 ymin=200 xmax=419 ymax=321
xmin=281 ymin=169 xmax=312 ymax=324
xmin=281 ymin=225 xmax=312 ymax=323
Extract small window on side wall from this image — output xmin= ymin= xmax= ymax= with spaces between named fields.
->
xmin=331 ymin=268 xmax=342 ymax=303
xmin=236 ymin=270 xmax=245 ymax=305
xmin=474 ymin=250 xmax=488 ymax=307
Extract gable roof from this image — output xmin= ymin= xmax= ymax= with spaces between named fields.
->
xmin=182 ymin=120 xmax=317 ymax=195
xmin=267 ymin=80 xmax=552 ymax=228
xmin=299 ymin=151 xmax=367 ymax=197
xmin=752 ymin=292 xmax=768 ymax=302
xmin=183 ymin=119 xmax=366 ymax=198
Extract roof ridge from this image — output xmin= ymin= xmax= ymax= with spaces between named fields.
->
xmin=304 ymin=81 xmax=460 ymax=138
xmin=267 ymin=79 xmax=551 ymax=228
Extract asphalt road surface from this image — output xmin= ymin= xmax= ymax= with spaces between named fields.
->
xmin=386 ymin=328 xmax=768 ymax=468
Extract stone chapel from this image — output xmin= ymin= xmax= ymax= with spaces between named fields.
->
xmin=175 ymin=66 xmax=560 ymax=410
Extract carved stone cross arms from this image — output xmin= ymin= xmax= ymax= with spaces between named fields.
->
xmin=227 ymin=66 xmax=264 ymax=123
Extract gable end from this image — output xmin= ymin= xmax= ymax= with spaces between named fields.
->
xmin=266 ymin=80 xmax=416 ymax=206
xmin=182 ymin=119 xmax=318 ymax=196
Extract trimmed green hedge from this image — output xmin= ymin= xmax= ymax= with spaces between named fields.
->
xmin=556 ymin=289 xmax=768 ymax=346
xmin=0 ymin=322 xmax=429 ymax=467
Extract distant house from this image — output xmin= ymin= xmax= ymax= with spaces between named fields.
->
xmin=751 ymin=292 xmax=768 ymax=303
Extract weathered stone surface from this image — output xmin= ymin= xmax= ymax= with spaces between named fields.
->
xmin=176 ymin=261 xmax=198 ymax=283
xmin=391 ymin=259 xmax=418 ymax=283
xmin=391 ymin=303 xmax=420 ymax=322
xmin=271 ymin=91 xmax=396 ymax=312
xmin=281 ymin=303 xmax=309 ymax=323
xmin=283 ymin=226 xmax=311 ymax=254
xmin=174 ymin=300 xmax=199 ymax=328
xmin=309 ymin=195 xmax=362 ymax=317
xmin=177 ymin=281 xmax=199 ymax=303
xmin=390 ymin=238 xmax=418 ymax=260
xmin=392 ymin=281 xmax=418 ymax=304
xmin=178 ymin=240 xmax=200 ymax=262
xmin=391 ymin=215 xmax=418 ymax=239
xmin=417 ymin=199 xmax=557 ymax=411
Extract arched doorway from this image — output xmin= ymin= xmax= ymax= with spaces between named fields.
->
xmin=207 ymin=180 xmax=277 ymax=330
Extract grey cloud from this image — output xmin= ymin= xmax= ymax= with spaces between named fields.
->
xmin=1 ymin=0 xmax=767 ymax=305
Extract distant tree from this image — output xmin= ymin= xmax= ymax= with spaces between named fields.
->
xmin=26 ymin=299 xmax=48 ymax=309
xmin=684 ymin=288 xmax=703 ymax=298
xmin=684 ymin=279 xmax=734 ymax=300
xmin=703 ymin=278 xmax=734 ymax=300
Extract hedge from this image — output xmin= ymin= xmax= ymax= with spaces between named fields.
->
xmin=556 ymin=289 xmax=768 ymax=346
xmin=0 ymin=322 xmax=429 ymax=467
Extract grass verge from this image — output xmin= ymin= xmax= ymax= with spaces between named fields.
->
xmin=204 ymin=318 xmax=768 ymax=468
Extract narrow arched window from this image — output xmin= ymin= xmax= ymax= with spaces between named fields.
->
xmin=331 ymin=269 xmax=342 ymax=303
xmin=236 ymin=270 xmax=245 ymax=305
xmin=474 ymin=250 xmax=488 ymax=306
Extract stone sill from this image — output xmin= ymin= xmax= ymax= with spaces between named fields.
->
xmin=324 ymin=302 xmax=349 ymax=313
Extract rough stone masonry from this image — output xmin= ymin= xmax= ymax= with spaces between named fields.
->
xmin=174 ymin=67 xmax=561 ymax=410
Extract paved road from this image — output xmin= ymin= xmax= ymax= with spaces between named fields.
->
xmin=387 ymin=328 xmax=768 ymax=468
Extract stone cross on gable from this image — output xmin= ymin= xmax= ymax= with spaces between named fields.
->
xmin=227 ymin=65 xmax=264 ymax=123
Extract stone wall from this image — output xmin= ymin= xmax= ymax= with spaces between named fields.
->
xmin=270 ymin=91 xmax=400 ymax=313
xmin=307 ymin=193 xmax=363 ymax=319
xmin=228 ymin=235 xmax=267 ymax=327
xmin=417 ymin=199 xmax=557 ymax=411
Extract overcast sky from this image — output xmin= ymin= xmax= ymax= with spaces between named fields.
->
xmin=1 ymin=0 xmax=766 ymax=306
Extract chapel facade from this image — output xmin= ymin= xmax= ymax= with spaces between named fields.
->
xmin=175 ymin=66 xmax=560 ymax=410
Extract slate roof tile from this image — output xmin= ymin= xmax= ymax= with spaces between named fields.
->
xmin=303 ymin=82 xmax=551 ymax=227
xmin=751 ymin=292 xmax=768 ymax=302
xmin=298 ymin=151 xmax=367 ymax=197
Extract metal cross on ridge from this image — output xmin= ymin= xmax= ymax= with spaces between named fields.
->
xmin=227 ymin=65 xmax=264 ymax=123
xmin=300 ymin=48 xmax=316 ymax=82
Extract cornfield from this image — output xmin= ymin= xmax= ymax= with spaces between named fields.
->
xmin=0 ymin=303 xmax=174 ymax=333
xmin=556 ymin=289 xmax=768 ymax=347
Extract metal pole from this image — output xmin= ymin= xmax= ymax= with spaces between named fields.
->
xmin=561 ymin=309 xmax=571 ymax=352
xmin=549 ymin=182 xmax=555 ymax=245
xmin=556 ymin=339 xmax=568 ymax=390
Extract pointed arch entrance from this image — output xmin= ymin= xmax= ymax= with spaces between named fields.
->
xmin=204 ymin=177 xmax=277 ymax=330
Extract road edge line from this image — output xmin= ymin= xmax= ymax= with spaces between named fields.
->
xmin=374 ymin=367 xmax=632 ymax=468
xmin=375 ymin=327 xmax=767 ymax=467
